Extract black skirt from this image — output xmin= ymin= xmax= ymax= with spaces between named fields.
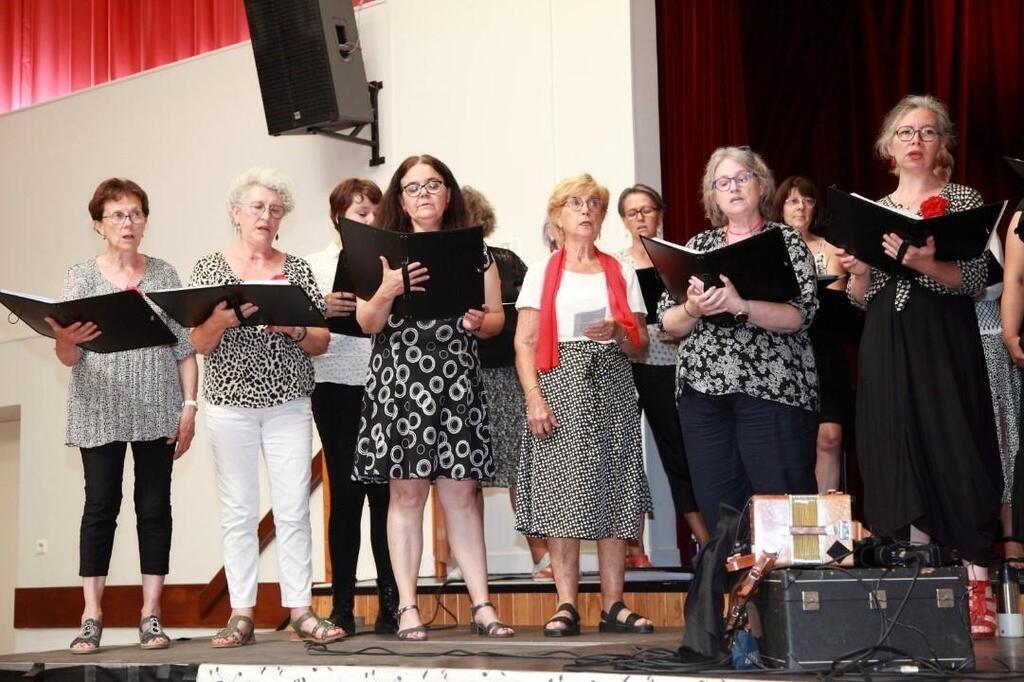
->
xmin=856 ymin=279 xmax=1001 ymax=562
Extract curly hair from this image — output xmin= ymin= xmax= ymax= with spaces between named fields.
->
xmin=226 ymin=167 xmax=295 ymax=225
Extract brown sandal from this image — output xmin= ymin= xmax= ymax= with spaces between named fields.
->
xmin=211 ymin=615 xmax=255 ymax=648
xmin=290 ymin=609 xmax=345 ymax=644
xmin=395 ymin=604 xmax=428 ymax=641
xmin=470 ymin=601 xmax=514 ymax=638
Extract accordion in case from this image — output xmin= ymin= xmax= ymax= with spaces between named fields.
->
xmin=750 ymin=494 xmax=857 ymax=567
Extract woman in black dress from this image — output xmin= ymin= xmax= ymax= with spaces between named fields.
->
xmin=772 ymin=177 xmax=860 ymax=492
xmin=353 ymin=155 xmax=513 ymax=640
xmin=839 ymin=94 xmax=1002 ymax=638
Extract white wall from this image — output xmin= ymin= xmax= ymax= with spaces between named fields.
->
xmin=0 ymin=414 xmax=20 ymax=654
xmin=0 ymin=0 xmax=664 ymax=645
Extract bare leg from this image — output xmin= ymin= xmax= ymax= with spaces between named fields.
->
xmin=545 ymin=537 xmax=580 ymax=632
xmin=387 ymin=479 xmax=431 ymax=639
xmin=140 ymin=574 xmax=164 ymax=618
xmin=437 ymin=479 xmax=512 ymax=634
xmin=597 ymin=537 xmax=652 ymax=627
xmin=509 ymin=487 xmax=548 ymax=563
xmin=814 ymin=422 xmax=843 ymax=493
xmin=71 ymin=577 xmax=106 ymax=651
xmin=1001 ymin=503 xmax=1024 ymax=565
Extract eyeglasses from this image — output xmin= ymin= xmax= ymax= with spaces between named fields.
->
xmin=711 ymin=170 xmax=757 ymax=192
xmin=894 ymin=126 xmax=939 ymax=142
xmin=564 ymin=197 xmax=603 ymax=213
xmin=238 ymin=201 xmax=285 ymax=220
xmin=102 ymin=210 xmax=147 ymax=225
xmin=624 ymin=206 xmax=659 ymax=219
xmin=783 ymin=196 xmax=816 ymax=207
xmin=402 ymin=179 xmax=446 ymax=197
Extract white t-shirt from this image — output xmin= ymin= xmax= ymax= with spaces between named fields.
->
xmin=516 ymin=254 xmax=646 ymax=342
xmin=304 ymin=242 xmax=372 ymax=386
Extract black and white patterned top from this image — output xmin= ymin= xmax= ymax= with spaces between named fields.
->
xmin=61 ymin=256 xmax=194 ymax=448
xmin=853 ymin=183 xmax=987 ymax=312
xmin=189 ymin=252 xmax=326 ymax=408
xmin=656 ymin=223 xmax=819 ymax=412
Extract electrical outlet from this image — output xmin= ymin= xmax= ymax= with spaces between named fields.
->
xmin=35 ymin=539 xmax=47 ymax=555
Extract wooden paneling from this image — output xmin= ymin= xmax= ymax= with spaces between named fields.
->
xmin=312 ymin=590 xmax=688 ymax=627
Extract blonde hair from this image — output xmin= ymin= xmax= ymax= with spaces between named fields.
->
xmin=874 ymin=94 xmax=956 ymax=175
xmin=700 ymin=147 xmax=775 ymax=227
xmin=462 ymin=185 xmax=497 ymax=237
xmin=545 ymin=173 xmax=610 ymax=245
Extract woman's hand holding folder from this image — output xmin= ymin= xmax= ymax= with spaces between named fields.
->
xmin=324 ymin=291 xmax=357 ymax=317
xmin=43 ymin=317 xmax=102 ymax=366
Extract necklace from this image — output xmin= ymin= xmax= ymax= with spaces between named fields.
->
xmin=725 ymin=220 xmax=764 ymax=239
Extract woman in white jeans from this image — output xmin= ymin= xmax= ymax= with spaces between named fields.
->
xmin=189 ymin=167 xmax=341 ymax=647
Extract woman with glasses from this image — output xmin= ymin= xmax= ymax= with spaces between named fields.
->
xmin=189 ymin=167 xmax=342 ymax=647
xmin=515 ymin=173 xmax=653 ymax=637
xmin=839 ymin=95 xmax=1002 ymax=638
xmin=613 ymin=184 xmax=710 ymax=565
xmin=304 ymin=179 xmax=399 ymax=635
xmin=659 ymin=147 xmax=819 ymax=534
xmin=771 ymin=177 xmax=859 ymax=493
xmin=353 ymin=155 xmax=512 ymax=640
xmin=50 ymin=178 xmax=197 ymax=654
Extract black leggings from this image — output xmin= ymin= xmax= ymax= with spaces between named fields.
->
xmin=311 ymin=382 xmax=394 ymax=606
xmin=79 ymin=438 xmax=174 ymax=577
xmin=632 ymin=363 xmax=700 ymax=515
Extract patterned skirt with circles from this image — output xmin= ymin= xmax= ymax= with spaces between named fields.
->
xmin=515 ymin=341 xmax=652 ymax=540
xmin=354 ymin=315 xmax=494 ymax=483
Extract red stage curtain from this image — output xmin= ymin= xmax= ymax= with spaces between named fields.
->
xmin=658 ymin=0 xmax=1024 ymax=243
xmin=0 ymin=0 xmax=250 ymax=114
xmin=656 ymin=0 xmax=748 ymax=244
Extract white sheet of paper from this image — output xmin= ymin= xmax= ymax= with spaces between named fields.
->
xmin=573 ymin=307 xmax=607 ymax=336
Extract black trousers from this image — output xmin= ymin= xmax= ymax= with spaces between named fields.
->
xmin=632 ymin=363 xmax=700 ymax=515
xmin=79 ymin=438 xmax=174 ymax=577
xmin=678 ymin=387 xmax=817 ymax=531
xmin=311 ymin=382 xmax=395 ymax=609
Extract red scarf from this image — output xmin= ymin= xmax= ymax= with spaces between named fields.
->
xmin=536 ymin=247 xmax=640 ymax=372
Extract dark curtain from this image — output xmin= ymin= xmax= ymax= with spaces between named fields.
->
xmin=656 ymin=0 xmax=748 ymax=244
xmin=0 ymin=0 xmax=250 ymax=114
xmin=659 ymin=0 xmax=1024 ymax=244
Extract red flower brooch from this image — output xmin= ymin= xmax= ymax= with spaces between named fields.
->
xmin=920 ymin=195 xmax=949 ymax=218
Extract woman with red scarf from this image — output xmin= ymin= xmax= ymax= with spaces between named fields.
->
xmin=514 ymin=173 xmax=652 ymax=637
xmin=839 ymin=95 xmax=1002 ymax=638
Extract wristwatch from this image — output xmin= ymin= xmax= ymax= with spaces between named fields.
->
xmin=733 ymin=301 xmax=750 ymax=324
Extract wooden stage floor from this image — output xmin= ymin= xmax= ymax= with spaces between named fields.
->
xmin=2 ymin=627 xmax=1024 ymax=681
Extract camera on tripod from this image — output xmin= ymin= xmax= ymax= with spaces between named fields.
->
xmin=854 ymin=536 xmax=955 ymax=568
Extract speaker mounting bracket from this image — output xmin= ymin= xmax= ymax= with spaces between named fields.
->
xmin=308 ymin=81 xmax=385 ymax=166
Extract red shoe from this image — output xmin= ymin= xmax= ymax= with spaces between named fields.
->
xmin=625 ymin=554 xmax=653 ymax=569
xmin=968 ymin=579 xmax=997 ymax=639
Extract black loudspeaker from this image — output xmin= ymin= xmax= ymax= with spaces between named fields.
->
xmin=243 ymin=0 xmax=373 ymax=135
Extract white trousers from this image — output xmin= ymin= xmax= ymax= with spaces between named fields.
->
xmin=206 ymin=398 xmax=313 ymax=609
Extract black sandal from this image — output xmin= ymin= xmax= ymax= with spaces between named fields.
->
xmin=543 ymin=602 xmax=580 ymax=637
xmin=469 ymin=601 xmax=514 ymax=638
xmin=599 ymin=601 xmax=654 ymax=633
xmin=69 ymin=618 xmax=103 ymax=654
xmin=395 ymin=604 xmax=428 ymax=641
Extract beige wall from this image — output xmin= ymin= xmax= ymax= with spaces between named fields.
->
xmin=1 ymin=0 xmax=665 ymax=650
xmin=0 ymin=414 xmax=20 ymax=654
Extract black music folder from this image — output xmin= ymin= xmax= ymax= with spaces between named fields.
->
xmin=635 ymin=267 xmax=665 ymax=324
xmin=337 ymin=218 xmax=486 ymax=319
xmin=148 ymin=283 xmax=327 ymax=328
xmin=1004 ymin=155 xmax=1024 ymax=183
xmin=0 ymin=289 xmax=176 ymax=353
xmin=327 ymin=250 xmax=369 ymax=337
xmin=824 ymin=187 xmax=1006 ymax=278
xmin=640 ymin=228 xmax=801 ymax=304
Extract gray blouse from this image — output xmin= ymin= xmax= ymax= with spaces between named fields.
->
xmin=61 ymin=257 xmax=194 ymax=448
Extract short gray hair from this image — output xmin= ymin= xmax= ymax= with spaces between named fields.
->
xmin=226 ymin=166 xmax=296 ymax=222
xmin=874 ymin=94 xmax=955 ymax=174
xmin=700 ymin=146 xmax=775 ymax=227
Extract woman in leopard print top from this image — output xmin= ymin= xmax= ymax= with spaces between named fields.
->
xmin=188 ymin=167 xmax=341 ymax=647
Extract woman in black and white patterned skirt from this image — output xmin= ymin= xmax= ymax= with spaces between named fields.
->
xmin=514 ymin=173 xmax=653 ymax=637
xmin=353 ymin=155 xmax=513 ymax=641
